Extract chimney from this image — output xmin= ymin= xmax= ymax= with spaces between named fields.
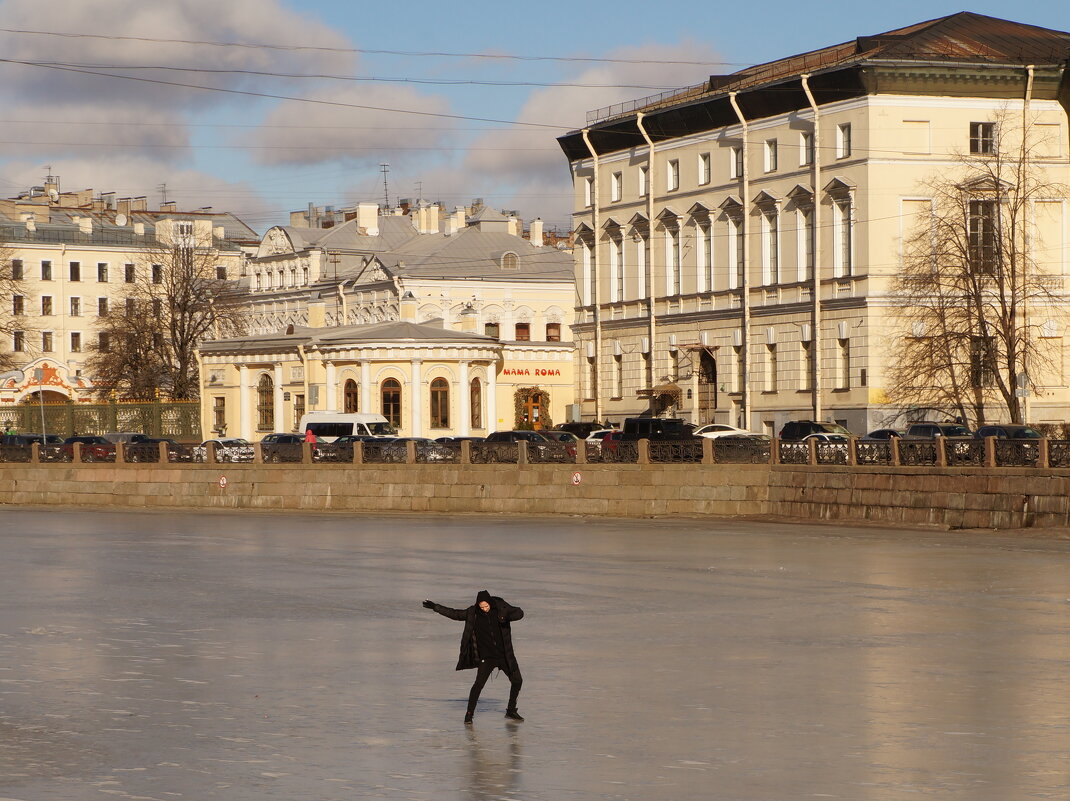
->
xmin=132 ymin=196 xmax=147 ymax=211
xmin=91 ymin=198 xmax=105 ymax=212
xmin=77 ymin=217 xmax=93 ymax=234
xmin=529 ymin=218 xmax=544 ymax=247
xmin=117 ymin=198 xmax=132 ymax=216
xmin=357 ymin=202 xmax=379 ymax=236
xmin=444 ymin=215 xmax=457 ymax=237
xmin=101 ymin=192 xmax=115 ymax=209
xmin=24 ymin=215 xmax=36 ymax=233
xmin=307 ymin=301 xmax=326 ymax=328
xmin=161 ymin=201 xmax=177 ymax=213
xmin=400 ymin=291 xmax=418 ymax=322
xmin=458 ymin=304 xmax=478 ymax=333
xmin=453 ymin=206 xmax=466 ymax=231
xmin=213 ymin=226 xmax=225 ymax=240
xmin=133 ymin=222 xmax=145 ymax=236
xmin=506 ymin=216 xmax=519 ymax=237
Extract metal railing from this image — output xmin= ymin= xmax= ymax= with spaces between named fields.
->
xmin=3 ymin=438 xmax=1068 ymax=469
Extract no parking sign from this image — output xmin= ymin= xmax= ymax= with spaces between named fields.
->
xmin=218 ymin=475 xmax=228 ymax=489
xmin=571 ymin=472 xmax=582 ymax=486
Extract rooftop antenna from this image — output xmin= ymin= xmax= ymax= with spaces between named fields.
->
xmin=158 ymin=183 xmax=168 ymax=204
xmin=379 ymin=163 xmax=390 ymax=209
xmin=415 ymin=181 xmax=423 ymax=199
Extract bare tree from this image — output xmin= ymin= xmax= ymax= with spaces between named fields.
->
xmin=86 ymin=240 xmax=246 ymax=400
xmin=887 ymin=111 xmax=1067 ymax=426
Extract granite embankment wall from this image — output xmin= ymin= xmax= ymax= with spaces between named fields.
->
xmin=2 ymin=462 xmax=1069 ymax=530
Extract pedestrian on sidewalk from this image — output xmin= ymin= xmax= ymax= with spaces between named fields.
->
xmin=423 ymin=590 xmax=525 ymax=724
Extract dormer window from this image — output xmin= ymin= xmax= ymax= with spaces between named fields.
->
xmin=500 ymin=252 xmax=519 ymax=270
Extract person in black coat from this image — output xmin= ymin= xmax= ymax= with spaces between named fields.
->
xmin=423 ymin=590 xmax=525 ymax=723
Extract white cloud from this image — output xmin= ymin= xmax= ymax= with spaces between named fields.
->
xmin=246 ymin=85 xmax=457 ymax=166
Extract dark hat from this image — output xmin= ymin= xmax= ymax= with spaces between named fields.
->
xmin=476 ymin=589 xmax=492 ymax=605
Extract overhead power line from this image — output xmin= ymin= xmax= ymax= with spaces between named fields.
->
xmin=0 ymin=27 xmax=732 ymax=66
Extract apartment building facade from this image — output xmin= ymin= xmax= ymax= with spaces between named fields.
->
xmin=559 ymin=12 xmax=1070 ymax=435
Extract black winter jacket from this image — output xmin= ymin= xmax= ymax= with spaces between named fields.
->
xmin=429 ymin=595 xmax=524 ymax=672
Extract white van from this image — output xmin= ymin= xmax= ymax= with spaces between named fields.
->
xmin=297 ymin=412 xmax=396 ymax=442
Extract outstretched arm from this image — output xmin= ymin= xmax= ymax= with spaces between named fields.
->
xmin=501 ymin=603 xmax=524 ymax=622
xmin=423 ymin=600 xmax=467 ymax=621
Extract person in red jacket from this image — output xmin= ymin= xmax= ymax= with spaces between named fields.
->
xmin=423 ymin=590 xmax=525 ymax=724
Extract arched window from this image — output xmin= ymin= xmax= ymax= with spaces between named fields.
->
xmin=257 ymin=374 xmax=274 ymax=431
xmin=500 ymin=251 xmax=519 ymax=270
xmin=470 ymin=378 xmax=482 ymax=429
xmin=381 ymin=379 xmax=402 ymax=428
xmin=344 ymin=379 xmax=359 ymax=413
xmin=430 ymin=378 xmax=450 ymax=428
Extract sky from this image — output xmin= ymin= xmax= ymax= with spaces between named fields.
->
xmin=0 ymin=0 xmax=1066 ymax=235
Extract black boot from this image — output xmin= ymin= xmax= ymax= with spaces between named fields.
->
xmin=464 ymin=712 xmax=473 ymax=724
xmin=504 ymin=708 xmax=524 ymax=721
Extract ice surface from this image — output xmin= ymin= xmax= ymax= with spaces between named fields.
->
xmin=0 ymin=508 xmax=1068 ymax=800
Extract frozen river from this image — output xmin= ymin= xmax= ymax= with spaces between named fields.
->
xmin=1 ymin=508 xmax=1068 ymax=801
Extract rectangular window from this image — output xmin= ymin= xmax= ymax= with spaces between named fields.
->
xmin=151 ymin=264 xmax=163 ymax=284
xmin=837 ymin=123 xmax=852 ymax=158
xmin=125 ymin=263 xmax=135 ymax=283
xmin=800 ymin=207 xmax=814 ymax=281
xmin=728 ymin=217 xmax=744 ymax=289
xmin=70 ymin=297 xmax=81 ymax=317
xmin=98 ymin=297 xmax=109 ymax=316
xmin=98 ymin=332 xmax=110 ymax=352
xmin=667 ymin=159 xmax=680 ymax=191
xmin=12 ymin=295 xmax=23 ymax=316
xmin=13 ymin=330 xmax=25 ymax=352
xmin=969 ymin=200 xmax=998 ymax=273
xmin=765 ymin=344 xmax=777 ymax=391
xmin=214 ymin=396 xmax=226 ymax=431
xmin=216 ymin=265 xmax=227 ymax=280
xmin=546 ymin=323 xmax=561 ymax=342
xmin=639 ymin=166 xmax=649 ymax=196
xmin=838 ymin=339 xmax=851 ymax=388
xmin=11 ymin=259 xmax=23 ymax=280
xmin=152 ymin=299 xmax=163 ymax=318
xmin=41 ymin=296 xmax=52 ymax=316
xmin=69 ymin=261 xmax=80 ymax=281
xmin=615 ymin=237 xmax=625 ymax=302
xmin=611 ymin=171 xmax=622 ymax=202
xmin=583 ymin=176 xmax=594 ymax=207
xmin=970 ymin=122 xmax=995 ymax=155
xmin=698 ymin=152 xmax=711 ymax=185
xmin=97 ymin=262 xmax=108 ymax=282
xmin=70 ymin=332 xmax=81 ymax=353
xmin=697 ymin=222 xmax=713 ymax=293
xmin=970 ymin=336 xmax=996 ymax=387
xmin=636 ymin=235 xmax=647 ymax=298
xmin=730 ymin=147 xmax=743 ymax=179
xmin=800 ymin=131 xmax=814 ymax=166
xmin=764 ymin=139 xmax=778 ymax=172
xmin=484 ymin=322 xmax=500 ymax=338
xmin=834 ymin=198 xmax=853 ymax=277
xmin=42 ymin=331 xmax=53 ymax=352
xmin=126 ymin=298 xmax=136 ymax=317
xmin=514 ymin=323 xmax=530 ymax=341
xmin=585 ymin=357 xmax=596 ymax=400
xmin=733 ymin=345 xmax=744 ymax=392
xmin=802 ymin=341 xmax=814 ymax=390
xmin=294 ymin=394 xmax=308 ymax=433
xmin=764 ymin=213 xmax=779 ymax=285
xmin=666 ymin=226 xmax=681 ymax=295
xmin=41 ymin=260 xmax=52 ymax=281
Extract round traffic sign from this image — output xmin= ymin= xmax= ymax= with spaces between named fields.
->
xmin=218 ymin=475 xmax=228 ymax=489
xmin=571 ymin=471 xmax=582 ymax=485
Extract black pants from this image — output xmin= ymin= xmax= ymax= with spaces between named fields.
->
xmin=467 ymin=660 xmax=522 ymax=714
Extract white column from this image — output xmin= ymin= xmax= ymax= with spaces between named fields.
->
xmin=238 ymin=365 xmax=250 ymax=440
xmin=273 ymin=364 xmax=284 ymax=433
xmin=410 ymin=358 xmax=423 ymax=437
xmin=360 ymin=361 xmax=371 ymax=414
xmin=459 ymin=360 xmax=470 ymax=436
xmin=325 ymin=360 xmax=337 ymax=411
xmin=486 ymin=361 xmax=498 ymax=432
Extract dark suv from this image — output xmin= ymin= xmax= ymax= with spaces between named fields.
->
xmin=619 ymin=417 xmax=697 ymax=442
xmin=778 ymin=421 xmax=851 ymax=441
xmin=904 ymin=422 xmax=973 ymax=439
xmin=260 ymin=432 xmax=305 ymax=463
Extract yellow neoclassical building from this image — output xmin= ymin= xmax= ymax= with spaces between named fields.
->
xmin=198 ymin=201 xmax=576 ymax=439
xmin=559 ymin=12 xmax=1070 ymax=435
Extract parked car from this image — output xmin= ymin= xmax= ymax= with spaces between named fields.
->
xmin=861 ymin=428 xmax=904 ymax=441
xmin=619 ymin=417 xmax=698 ymax=442
xmin=1 ymin=433 xmax=63 ymax=446
xmin=778 ymin=421 xmax=852 ymax=441
xmin=485 ymin=430 xmax=554 ymax=444
xmin=974 ymin=425 xmax=1043 ymax=439
xmin=61 ymin=435 xmax=116 ymax=462
xmin=802 ymin=432 xmax=850 ymax=442
xmin=193 ymin=438 xmax=254 ymax=463
xmin=126 ymin=438 xmax=191 ymax=463
xmin=584 ymin=429 xmax=617 ymax=451
xmin=692 ymin=423 xmax=754 ymax=440
xmin=553 ymin=422 xmax=607 ymax=439
xmin=433 ymin=436 xmax=486 ymax=444
xmin=260 ymin=432 xmax=305 ymax=463
xmin=903 ymin=422 xmax=973 ymax=438
xmin=101 ymin=432 xmax=150 ymax=445
xmin=539 ymin=430 xmax=581 ymax=444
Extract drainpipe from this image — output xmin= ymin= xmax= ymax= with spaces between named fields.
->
xmin=636 ymin=112 xmax=658 ymax=409
xmin=581 ymin=128 xmax=603 ymax=422
xmin=728 ymin=93 xmax=751 ymax=430
xmin=801 ymin=75 xmax=823 ymax=422
xmin=1020 ymin=64 xmax=1035 ymax=424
